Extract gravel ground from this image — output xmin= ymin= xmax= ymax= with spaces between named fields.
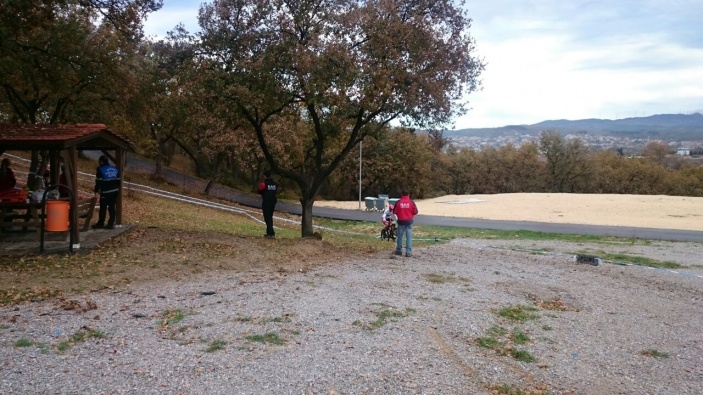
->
xmin=2 ymin=239 xmax=702 ymax=395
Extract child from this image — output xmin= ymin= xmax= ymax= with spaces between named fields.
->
xmin=381 ymin=204 xmax=396 ymax=228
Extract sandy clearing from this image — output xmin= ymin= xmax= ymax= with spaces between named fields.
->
xmin=314 ymin=193 xmax=703 ymax=231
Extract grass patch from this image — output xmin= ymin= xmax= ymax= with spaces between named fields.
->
xmin=354 ymin=305 xmax=416 ymax=331
xmin=57 ymin=327 xmax=105 ymax=352
xmin=476 ymin=336 xmax=504 ymax=349
xmin=161 ymin=309 xmax=189 ymax=327
xmin=476 ymin=325 xmax=535 ymax=363
xmin=14 ymin=338 xmax=33 ymax=347
xmin=245 ymin=332 xmax=285 ymax=345
xmin=205 ymin=339 xmax=227 ymax=353
xmin=423 ymin=273 xmax=471 ymax=284
xmin=510 ymin=348 xmax=535 ymax=363
xmin=312 ymin=217 xmax=642 ymax=251
xmin=488 ymin=325 xmax=508 ymax=336
xmin=497 ymin=305 xmax=539 ymax=322
xmin=512 ymin=329 xmax=530 ymax=345
xmin=411 ymin=224 xmax=638 ymax=245
xmin=585 ymin=251 xmax=684 ymax=269
xmin=641 ymin=349 xmax=669 ymax=358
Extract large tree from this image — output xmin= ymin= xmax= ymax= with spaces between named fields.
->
xmin=198 ymin=0 xmax=484 ymax=236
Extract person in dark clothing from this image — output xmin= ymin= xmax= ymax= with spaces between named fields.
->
xmin=92 ymin=155 xmax=120 ymax=229
xmin=257 ymin=170 xmax=278 ymax=238
xmin=0 ymin=158 xmax=17 ymax=192
xmin=58 ymin=165 xmax=70 ymax=198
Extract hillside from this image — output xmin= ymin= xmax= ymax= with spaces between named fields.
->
xmin=448 ymin=112 xmax=703 ymax=140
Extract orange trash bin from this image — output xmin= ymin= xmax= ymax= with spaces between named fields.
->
xmin=45 ymin=200 xmax=70 ymax=232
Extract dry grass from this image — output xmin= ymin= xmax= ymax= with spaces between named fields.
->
xmin=0 ymin=184 xmax=388 ymax=306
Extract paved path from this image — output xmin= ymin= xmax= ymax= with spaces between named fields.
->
xmin=115 ymin=152 xmax=703 ymax=243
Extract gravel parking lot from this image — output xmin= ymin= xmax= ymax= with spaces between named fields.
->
xmin=2 ymin=237 xmax=701 ymax=394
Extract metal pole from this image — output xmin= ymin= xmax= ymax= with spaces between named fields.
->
xmin=358 ymin=140 xmax=362 ymax=210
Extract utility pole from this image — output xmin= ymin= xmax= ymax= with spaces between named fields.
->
xmin=358 ymin=140 xmax=362 ymax=210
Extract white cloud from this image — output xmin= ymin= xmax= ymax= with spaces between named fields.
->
xmin=143 ymin=4 xmax=200 ymax=39
xmin=455 ymin=0 xmax=703 ymax=128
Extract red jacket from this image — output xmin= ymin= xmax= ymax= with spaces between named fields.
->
xmin=392 ymin=195 xmax=418 ymax=225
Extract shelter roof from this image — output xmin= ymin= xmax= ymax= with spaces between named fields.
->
xmin=0 ymin=123 xmax=132 ymax=151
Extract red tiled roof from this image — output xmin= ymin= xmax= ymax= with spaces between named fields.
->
xmin=0 ymin=123 xmax=132 ymax=151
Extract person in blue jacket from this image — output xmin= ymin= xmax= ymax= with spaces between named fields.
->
xmin=92 ymin=155 xmax=120 ymax=229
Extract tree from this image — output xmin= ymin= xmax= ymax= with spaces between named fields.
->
xmin=641 ymin=141 xmax=671 ymax=163
xmin=197 ymin=0 xmax=484 ymax=236
xmin=442 ymin=146 xmax=475 ymax=195
xmin=0 ymin=0 xmax=161 ymax=186
xmin=538 ymin=131 xmax=593 ymax=192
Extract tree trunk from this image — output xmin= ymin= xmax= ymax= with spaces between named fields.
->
xmin=300 ymin=197 xmax=315 ymax=237
xmin=204 ymin=179 xmax=214 ymax=195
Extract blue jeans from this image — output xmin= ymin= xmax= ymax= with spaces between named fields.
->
xmin=396 ymin=223 xmax=413 ymax=255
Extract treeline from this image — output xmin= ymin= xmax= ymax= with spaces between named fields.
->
xmin=327 ymin=130 xmax=703 ymax=199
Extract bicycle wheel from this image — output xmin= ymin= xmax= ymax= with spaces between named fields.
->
xmin=380 ymin=227 xmax=388 ymax=240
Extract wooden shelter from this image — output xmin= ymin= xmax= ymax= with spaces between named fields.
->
xmin=0 ymin=123 xmax=131 ymax=248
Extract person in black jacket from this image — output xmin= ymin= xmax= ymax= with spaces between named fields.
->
xmin=92 ymin=156 xmax=120 ymax=229
xmin=257 ymin=170 xmax=278 ymax=238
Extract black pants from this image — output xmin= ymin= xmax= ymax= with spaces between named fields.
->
xmin=98 ymin=192 xmax=117 ymax=226
xmin=262 ymin=204 xmax=275 ymax=236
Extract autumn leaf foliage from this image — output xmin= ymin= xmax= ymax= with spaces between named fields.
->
xmin=197 ymin=0 xmax=485 ymax=235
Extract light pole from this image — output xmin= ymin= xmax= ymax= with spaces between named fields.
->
xmin=358 ymin=140 xmax=362 ymax=210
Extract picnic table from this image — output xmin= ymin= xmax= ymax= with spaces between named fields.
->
xmin=0 ymin=200 xmax=43 ymax=236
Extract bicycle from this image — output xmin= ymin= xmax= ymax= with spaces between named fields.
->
xmin=380 ymin=222 xmax=396 ymax=241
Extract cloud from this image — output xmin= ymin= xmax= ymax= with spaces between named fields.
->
xmin=141 ymin=0 xmax=703 ymax=128
xmin=455 ymin=0 xmax=703 ymax=128
xmin=143 ymin=4 xmax=200 ymax=39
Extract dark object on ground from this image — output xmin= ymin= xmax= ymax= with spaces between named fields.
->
xmin=575 ymin=254 xmax=601 ymax=266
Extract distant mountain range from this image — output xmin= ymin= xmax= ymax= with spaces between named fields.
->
xmin=448 ymin=113 xmax=703 ymax=140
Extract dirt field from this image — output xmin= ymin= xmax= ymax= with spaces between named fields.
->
xmin=315 ymin=193 xmax=703 ymax=231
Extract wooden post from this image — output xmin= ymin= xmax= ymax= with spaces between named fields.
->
xmin=66 ymin=147 xmax=80 ymax=247
xmin=116 ymin=148 xmax=124 ymax=225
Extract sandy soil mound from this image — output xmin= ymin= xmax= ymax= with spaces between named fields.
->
xmin=315 ymin=193 xmax=703 ymax=231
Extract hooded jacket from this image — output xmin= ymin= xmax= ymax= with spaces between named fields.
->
xmin=392 ymin=195 xmax=418 ymax=225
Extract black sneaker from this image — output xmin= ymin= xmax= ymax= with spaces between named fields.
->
xmin=405 ymin=253 xmax=413 ymax=257
xmin=91 ymin=224 xmax=104 ymax=230
xmin=394 ymin=251 xmax=402 ymax=256
xmin=106 ymin=224 xmax=116 ymax=229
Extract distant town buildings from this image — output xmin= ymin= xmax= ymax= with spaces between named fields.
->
xmin=446 ymin=132 xmax=703 ymax=157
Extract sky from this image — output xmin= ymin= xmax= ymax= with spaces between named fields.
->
xmin=143 ymin=0 xmax=703 ymax=129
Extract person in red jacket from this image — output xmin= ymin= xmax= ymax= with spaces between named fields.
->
xmin=392 ymin=190 xmax=418 ymax=257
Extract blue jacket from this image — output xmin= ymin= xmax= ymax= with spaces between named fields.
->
xmin=94 ymin=164 xmax=120 ymax=195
